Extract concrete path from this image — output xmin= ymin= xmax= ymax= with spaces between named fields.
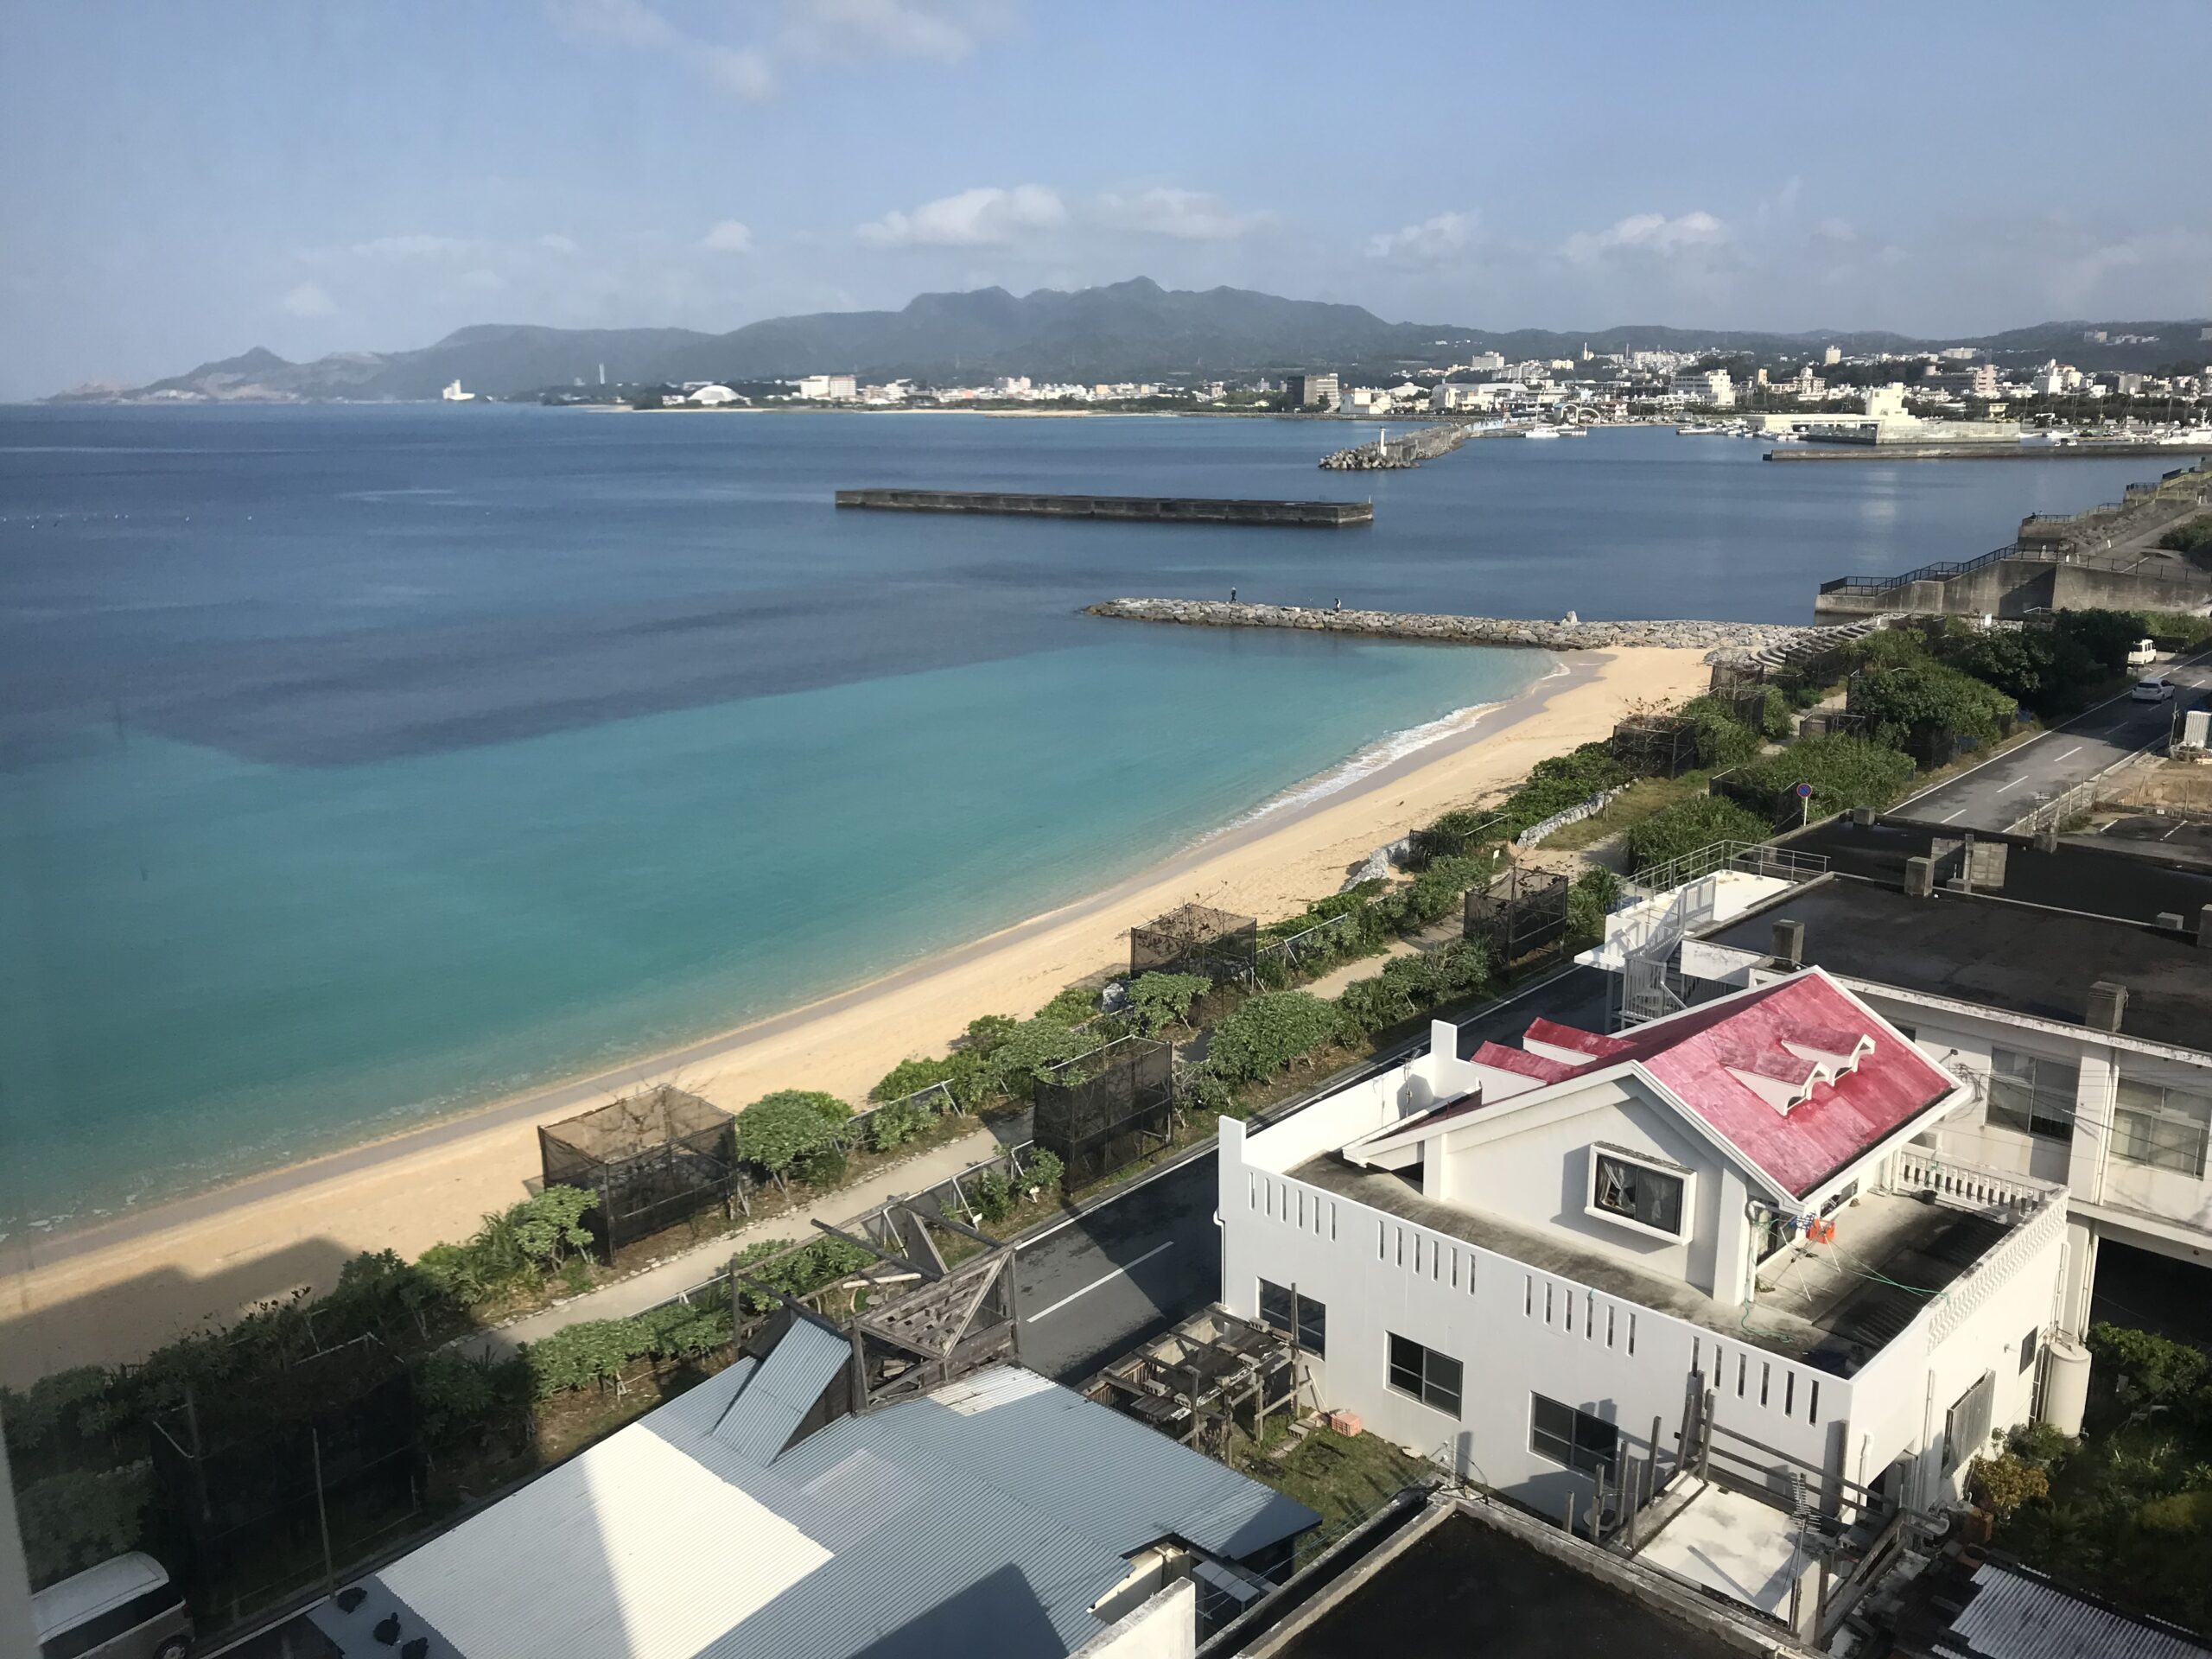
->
xmin=461 ymin=1123 xmax=1007 ymax=1360
xmin=1300 ymin=939 xmax=1418 ymax=1001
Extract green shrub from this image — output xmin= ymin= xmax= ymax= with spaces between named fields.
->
xmin=985 ymin=1016 xmax=1100 ymax=1101
xmin=969 ymin=1169 xmax=1016 ymax=1224
xmin=1853 ymin=662 xmax=2018 ymax=751
xmin=1623 ymin=797 xmax=1773 ymax=874
xmin=18 ymin=1468 xmax=151 ymax=1588
xmin=636 ymin=1300 xmax=732 ymax=1361
xmin=870 ymin=1054 xmax=955 ymax=1103
xmin=734 ymin=1090 xmax=851 ymax=1180
xmin=1972 ymin=1452 xmax=2050 ymax=1521
xmin=728 ymin=1235 xmax=874 ymax=1314
xmin=1566 ymin=867 xmax=1623 ymax=943
xmin=1731 ymin=734 xmax=1916 ymax=818
xmin=1126 ymin=971 xmax=1211 ymax=1036
xmin=865 ymin=1094 xmax=938 ymax=1152
xmin=1034 ymin=984 xmax=1100 ymax=1024
xmin=2056 ymin=607 xmax=2158 ymax=676
xmin=793 ymin=1146 xmax=849 ymax=1187
xmin=2088 ymin=1321 xmax=2209 ymax=1402
xmin=525 ymin=1319 xmax=648 ymax=1397
xmin=1675 ymin=696 xmax=1762 ymax=769
xmin=1206 ymin=991 xmax=1349 ymax=1084
xmin=1020 ymin=1147 xmax=1065 ymax=1194
xmin=2136 ymin=607 xmax=2212 ymax=648
xmin=2138 ymin=1489 xmax=2212 ymax=1534
xmin=412 ymin=1351 xmax=504 ymax=1445
xmin=2158 ymin=512 xmax=2212 ymax=556
xmin=1497 ymin=743 xmax=1634 ymax=833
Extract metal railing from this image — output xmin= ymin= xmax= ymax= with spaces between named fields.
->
xmin=1892 ymin=1150 xmax=2061 ymax=1218
xmin=1622 ymin=837 xmax=1828 ymax=902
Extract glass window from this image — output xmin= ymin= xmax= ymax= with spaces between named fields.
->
xmin=1257 ymin=1278 xmax=1326 ymax=1356
xmin=1592 ymin=1152 xmax=1685 ymax=1236
xmin=2113 ymin=1078 xmax=2212 ymax=1178
xmin=1529 ymin=1392 xmax=1619 ymax=1477
xmin=1986 ymin=1049 xmax=2079 ymax=1142
xmin=2020 ymin=1326 xmax=2039 ymax=1374
xmin=1387 ymin=1332 xmax=1462 ymax=1416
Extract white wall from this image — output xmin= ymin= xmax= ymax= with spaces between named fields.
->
xmin=1072 ymin=1577 xmax=1194 ymax=1659
xmin=1220 ymin=1120 xmax=1847 ymax=1519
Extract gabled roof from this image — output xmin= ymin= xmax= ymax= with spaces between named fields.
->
xmin=1354 ymin=969 xmax=1957 ymax=1202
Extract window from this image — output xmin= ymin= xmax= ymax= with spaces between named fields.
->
xmin=1529 ymin=1393 xmax=1618 ymax=1477
xmin=1586 ymin=1147 xmax=1688 ymax=1240
xmin=1944 ymin=1371 xmax=1995 ymax=1474
xmin=1257 ymin=1278 xmax=1326 ymax=1357
xmin=1387 ymin=1333 xmax=1462 ymax=1416
xmin=2020 ymin=1326 xmax=2039 ymax=1374
xmin=2113 ymin=1077 xmax=2212 ymax=1177
xmin=1985 ymin=1048 xmax=2079 ymax=1141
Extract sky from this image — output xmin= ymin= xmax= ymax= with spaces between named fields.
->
xmin=3 ymin=0 xmax=2209 ymax=399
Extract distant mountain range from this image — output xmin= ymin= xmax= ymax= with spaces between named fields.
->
xmin=48 ymin=277 xmax=2212 ymax=402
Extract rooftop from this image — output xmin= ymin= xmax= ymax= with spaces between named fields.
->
xmin=1289 ymin=1154 xmax=2016 ymax=1376
xmin=309 ymin=1328 xmax=1316 ymax=1659
xmin=1702 ymin=876 xmax=2212 ymax=1054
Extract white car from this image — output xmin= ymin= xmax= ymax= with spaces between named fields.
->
xmin=2132 ymin=677 xmax=2175 ymax=702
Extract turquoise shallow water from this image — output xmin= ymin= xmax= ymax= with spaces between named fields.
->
xmin=0 ymin=407 xmax=2159 ymax=1224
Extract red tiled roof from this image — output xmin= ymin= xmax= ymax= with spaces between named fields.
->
xmin=1523 ymin=1018 xmax=1636 ymax=1061
xmin=1517 ymin=970 xmax=1956 ymax=1198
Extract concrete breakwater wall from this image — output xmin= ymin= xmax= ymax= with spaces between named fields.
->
xmin=1770 ymin=442 xmax=2212 ymax=462
xmin=1084 ymin=598 xmax=1811 ymax=653
xmin=835 ymin=488 xmax=1372 ymax=527
xmin=1319 ymin=424 xmax=1468 ymax=472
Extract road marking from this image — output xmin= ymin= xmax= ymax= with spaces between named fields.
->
xmin=1025 ymin=1241 xmax=1175 ymax=1322
xmin=1995 ymin=777 xmax=2027 ymax=794
xmin=2054 ymin=746 xmax=2082 ymax=761
xmin=1940 ymin=808 xmax=1966 ymax=823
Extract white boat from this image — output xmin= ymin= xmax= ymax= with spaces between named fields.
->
xmin=1675 ymin=422 xmax=1726 ymax=435
xmin=1523 ymin=426 xmax=1563 ymax=439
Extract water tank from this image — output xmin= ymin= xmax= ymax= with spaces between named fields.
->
xmin=2041 ymin=1332 xmax=2091 ymax=1438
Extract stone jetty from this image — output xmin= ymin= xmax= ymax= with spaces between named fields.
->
xmin=835 ymin=488 xmax=1371 ymax=527
xmin=1319 ymin=423 xmax=1469 ymax=471
xmin=1084 ymin=597 xmax=1817 ymax=654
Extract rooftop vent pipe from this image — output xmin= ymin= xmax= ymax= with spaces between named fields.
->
xmin=1772 ymin=918 xmax=1805 ymax=968
xmin=2087 ymin=981 xmax=2128 ymax=1033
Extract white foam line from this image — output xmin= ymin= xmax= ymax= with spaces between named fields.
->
xmin=1025 ymin=1242 xmax=1175 ymax=1322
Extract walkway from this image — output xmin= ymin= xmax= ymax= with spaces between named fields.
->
xmin=460 ymin=1122 xmax=1007 ymax=1360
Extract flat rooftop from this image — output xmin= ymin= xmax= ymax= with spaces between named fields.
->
xmin=1704 ymin=874 xmax=2212 ymax=1053
xmin=1783 ymin=814 xmax=2212 ymax=927
xmin=1274 ymin=1509 xmax=1739 ymax=1659
xmin=1289 ymin=1154 xmax=2015 ymax=1376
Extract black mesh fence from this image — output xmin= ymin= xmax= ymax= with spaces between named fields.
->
xmin=1405 ymin=810 xmax=1503 ymax=869
xmin=1463 ymin=868 xmax=1569 ymax=964
xmin=1033 ymin=1036 xmax=1175 ymax=1189
xmin=540 ymin=1084 xmax=737 ymax=1262
xmin=147 ymin=1338 xmax=418 ymax=1621
xmin=1609 ymin=718 xmax=1700 ymax=779
xmin=1707 ymin=769 xmax=1799 ymax=828
xmin=1130 ymin=904 xmax=1256 ymax=984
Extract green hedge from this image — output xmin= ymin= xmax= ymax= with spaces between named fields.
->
xmin=1623 ymin=797 xmax=1774 ymax=874
xmin=1729 ymin=734 xmax=1917 ymax=819
xmin=1338 ymin=941 xmax=1491 ymax=1037
xmin=1205 ymin=991 xmax=1350 ymax=1084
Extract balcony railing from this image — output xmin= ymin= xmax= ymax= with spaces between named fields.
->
xmin=1892 ymin=1148 xmax=2060 ymax=1218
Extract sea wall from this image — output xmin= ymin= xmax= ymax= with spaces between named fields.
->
xmin=1084 ymin=598 xmax=1810 ymax=653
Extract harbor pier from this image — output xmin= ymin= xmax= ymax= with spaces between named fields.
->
xmin=834 ymin=488 xmax=1372 ymax=527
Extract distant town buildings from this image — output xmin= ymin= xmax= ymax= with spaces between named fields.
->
xmin=1823 ymin=344 xmax=1842 ymax=365
xmin=1282 ymin=372 xmax=1340 ymax=410
xmin=796 ymin=373 xmax=858 ymax=401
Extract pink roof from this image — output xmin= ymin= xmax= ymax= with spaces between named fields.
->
xmin=1469 ymin=1042 xmax=1583 ymax=1084
xmin=1517 ymin=970 xmax=1956 ymax=1199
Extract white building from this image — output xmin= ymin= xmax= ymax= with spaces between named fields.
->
xmin=1669 ymin=369 xmax=1736 ymax=408
xmin=1431 ymin=383 xmax=1495 ymax=411
xmin=796 ymin=373 xmax=858 ymax=401
xmin=440 ymin=378 xmax=474 ymax=402
xmin=686 ymin=384 xmax=742 ymax=406
xmin=1220 ymin=969 xmax=2066 ymax=1547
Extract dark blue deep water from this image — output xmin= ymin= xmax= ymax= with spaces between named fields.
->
xmin=0 ymin=406 xmax=2158 ymax=1221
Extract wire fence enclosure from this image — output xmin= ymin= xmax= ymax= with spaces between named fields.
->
xmin=1609 ymin=716 xmax=1703 ymax=779
xmin=1131 ymin=903 xmax=1258 ymax=984
xmin=148 ymin=1337 xmax=419 ymax=1626
xmin=1462 ymin=867 xmax=1569 ymax=964
xmin=1405 ymin=811 xmax=1504 ymax=868
xmin=1033 ymin=1035 xmax=1176 ymax=1190
xmin=540 ymin=1085 xmax=738 ymax=1263
xmin=1254 ymin=912 xmax=1357 ymax=981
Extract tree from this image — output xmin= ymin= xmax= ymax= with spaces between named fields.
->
xmin=1127 ymin=971 xmax=1211 ymax=1036
xmin=1623 ymin=797 xmax=1773 ymax=874
xmin=1205 ymin=992 xmax=1350 ymax=1085
xmin=734 ymin=1090 xmax=850 ymax=1185
xmin=509 ymin=1185 xmax=596 ymax=1269
xmin=1853 ymin=663 xmax=2016 ymax=753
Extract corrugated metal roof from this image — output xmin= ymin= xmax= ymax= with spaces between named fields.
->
xmin=317 ymin=1339 xmax=1313 ymax=1659
xmin=710 ymin=1316 xmax=849 ymax=1464
xmin=1938 ymin=1560 xmax=2212 ymax=1659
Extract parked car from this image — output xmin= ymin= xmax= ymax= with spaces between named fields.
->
xmin=2133 ymin=676 xmax=2176 ymax=702
xmin=31 ymin=1553 xmax=192 ymax=1659
xmin=2126 ymin=637 xmax=2158 ymax=667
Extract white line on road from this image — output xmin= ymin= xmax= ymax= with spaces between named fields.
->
xmin=1940 ymin=808 xmax=1966 ymax=823
xmin=1995 ymin=777 xmax=2027 ymax=793
xmin=2054 ymin=746 xmax=2082 ymax=761
xmin=1025 ymin=1241 xmax=1175 ymax=1322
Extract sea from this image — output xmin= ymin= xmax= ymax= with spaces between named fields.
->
xmin=0 ymin=405 xmax=2163 ymax=1227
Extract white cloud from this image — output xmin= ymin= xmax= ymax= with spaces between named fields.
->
xmin=702 ymin=219 xmax=755 ymax=253
xmin=1365 ymin=211 xmax=1476 ymax=264
xmin=1096 ymin=188 xmax=1271 ymax=242
xmin=538 ymin=233 xmax=580 ymax=254
xmin=857 ymin=184 xmax=1065 ymax=247
xmin=1562 ymin=210 xmax=1730 ymax=263
xmin=458 ymin=269 xmax=506 ymax=291
xmin=701 ymin=46 xmax=776 ymax=99
xmin=350 ymin=233 xmax=471 ymax=261
xmin=781 ymin=0 xmax=1001 ymax=65
xmin=548 ymin=0 xmax=679 ymax=50
xmin=281 ymin=281 xmax=336 ymax=318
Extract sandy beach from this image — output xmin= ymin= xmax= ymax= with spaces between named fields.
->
xmin=0 ymin=645 xmax=1711 ymax=1382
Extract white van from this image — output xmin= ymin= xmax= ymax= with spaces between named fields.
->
xmin=32 ymin=1553 xmax=192 ymax=1659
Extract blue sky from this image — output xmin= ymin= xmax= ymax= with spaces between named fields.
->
xmin=3 ymin=1 xmax=2209 ymax=397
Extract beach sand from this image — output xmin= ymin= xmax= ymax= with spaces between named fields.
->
xmin=0 ymin=645 xmax=1711 ymax=1382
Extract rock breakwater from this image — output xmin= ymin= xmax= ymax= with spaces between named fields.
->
xmin=1084 ymin=598 xmax=1815 ymax=655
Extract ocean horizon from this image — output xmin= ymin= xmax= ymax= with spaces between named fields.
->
xmin=0 ymin=406 xmax=2161 ymax=1226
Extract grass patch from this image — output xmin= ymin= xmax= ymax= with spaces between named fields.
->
xmin=1225 ymin=1424 xmax=1437 ymax=1535
xmin=1540 ymin=773 xmax=1709 ymax=853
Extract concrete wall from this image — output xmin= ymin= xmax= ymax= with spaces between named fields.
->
xmin=1072 ymin=1577 xmax=1194 ymax=1659
xmin=1817 ymin=556 xmax=2212 ymax=620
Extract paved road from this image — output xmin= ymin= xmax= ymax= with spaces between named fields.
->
xmin=1892 ymin=652 xmax=2212 ymax=832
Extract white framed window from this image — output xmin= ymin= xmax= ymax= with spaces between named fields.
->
xmin=1585 ymin=1145 xmax=1692 ymax=1242
xmin=1387 ymin=1333 xmax=1462 ymax=1417
xmin=1986 ymin=1048 xmax=2078 ymax=1142
xmin=2113 ymin=1077 xmax=2212 ymax=1178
